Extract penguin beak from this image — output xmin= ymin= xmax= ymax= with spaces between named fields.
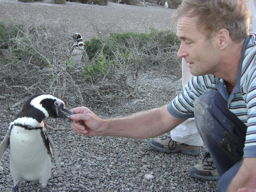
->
xmin=55 ymin=102 xmax=73 ymax=119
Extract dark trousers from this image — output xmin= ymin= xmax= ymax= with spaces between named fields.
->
xmin=194 ymin=91 xmax=246 ymax=192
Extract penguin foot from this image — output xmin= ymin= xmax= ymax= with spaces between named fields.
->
xmin=12 ymin=185 xmax=21 ymax=192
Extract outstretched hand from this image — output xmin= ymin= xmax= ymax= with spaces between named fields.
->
xmin=69 ymin=107 xmax=104 ymax=136
xmin=237 ymin=188 xmax=256 ymax=192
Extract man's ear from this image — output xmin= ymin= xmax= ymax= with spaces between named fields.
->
xmin=215 ymin=28 xmax=231 ymax=50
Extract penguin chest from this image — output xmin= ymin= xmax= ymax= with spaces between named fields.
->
xmin=9 ymin=127 xmax=51 ymax=181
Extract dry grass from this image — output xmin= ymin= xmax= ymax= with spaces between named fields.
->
xmin=0 ymin=20 xmax=180 ymax=108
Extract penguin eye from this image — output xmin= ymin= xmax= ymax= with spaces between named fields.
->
xmin=54 ymin=101 xmax=64 ymax=108
xmin=54 ymin=101 xmax=59 ymax=107
xmin=53 ymin=101 xmax=61 ymax=117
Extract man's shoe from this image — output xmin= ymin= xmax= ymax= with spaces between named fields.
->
xmin=189 ymin=152 xmax=219 ymax=181
xmin=148 ymin=136 xmax=200 ymax=156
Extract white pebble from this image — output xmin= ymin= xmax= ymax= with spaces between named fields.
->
xmin=144 ymin=174 xmax=154 ymax=180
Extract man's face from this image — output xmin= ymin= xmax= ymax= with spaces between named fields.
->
xmin=176 ymin=16 xmax=221 ymax=76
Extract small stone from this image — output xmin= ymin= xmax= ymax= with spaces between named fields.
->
xmin=144 ymin=174 xmax=154 ymax=180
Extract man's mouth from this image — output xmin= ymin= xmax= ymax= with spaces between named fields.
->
xmin=187 ymin=62 xmax=193 ymax=66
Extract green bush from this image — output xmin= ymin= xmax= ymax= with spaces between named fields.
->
xmin=84 ymin=51 xmax=108 ymax=76
xmin=0 ymin=22 xmax=6 ymax=42
xmin=0 ymin=21 xmax=181 ymax=105
xmin=85 ymin=38 xmax=105 ymax=60
xmin=85 ymin=30 xmax=179 ymax=60
xmin=83 ymin=30 xmax=180 ymax=78
xmin=1 ymin=22 xmax=180 ymax=87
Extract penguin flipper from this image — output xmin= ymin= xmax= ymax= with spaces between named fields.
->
xmin=0 ymin=129 xmax=11 ymax=171
xmin=0 ymin=129 xmax=10 ymax=159
xmin=48 ymin=135 xmax=62 ymax=175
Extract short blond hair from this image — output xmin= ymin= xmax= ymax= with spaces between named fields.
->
xmin=175 ymin=0 xmax=250 ymax=41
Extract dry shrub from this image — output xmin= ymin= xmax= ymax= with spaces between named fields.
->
xmin=0 ymin=21 xmax=84 ymax=106
xmin=18 ymin=0 xmax=34 ymax=2
xmin=0 ymin=20 xmax=180 ymax=109
xmin=168 ymin=0 xmax=182 ymax=8
xmin=118 ymin=0 xmax=140 ymax=5
xmin=55 ymin=0 xmax=66 ymax=3
xmin=82 ymin=31 xmax=181 ymax=107
xmin=79 ymin=0 xmax=108 ymax=5
xmin=18 ymin=0 xmax=43 ymax=2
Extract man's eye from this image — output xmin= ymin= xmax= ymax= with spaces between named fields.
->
xmin=185 ymin=40 xmax=193 ymax=45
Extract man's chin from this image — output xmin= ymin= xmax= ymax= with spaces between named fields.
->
xmin=190 ymin=70 xmax=208 ymax=76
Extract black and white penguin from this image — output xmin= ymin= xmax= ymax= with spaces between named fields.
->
xmin=72 ymin=33 xmax=84 ymax=45
xmin=70 ymin=32 xmax=88 ymax=65
xmin=0 ymin=94 xmax=72 ymax=192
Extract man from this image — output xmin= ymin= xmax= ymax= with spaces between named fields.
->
xmin=70 ymin=0 xmax=255 ymax=191
xmin=150 ymin=0 xmax=256 ymax=183
xmin=148 ymin=59 xmax=218 ymax=181
xmin=148 ymin=59 xmax=215 ymax=180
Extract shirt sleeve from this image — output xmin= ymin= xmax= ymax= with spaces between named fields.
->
xmin=167 ymin=75 xmax=218 ymax=119
xmin=243 ymin=54 xmax=256 ymax=157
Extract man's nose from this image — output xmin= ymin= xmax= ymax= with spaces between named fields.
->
xmin=177 ymin=44 xmax=187 ymax=58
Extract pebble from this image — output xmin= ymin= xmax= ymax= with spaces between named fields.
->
xmin=144 ymin=173 xmax=154 ymax=180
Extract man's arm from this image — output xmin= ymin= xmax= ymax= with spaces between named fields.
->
xmin=70 ymin=105 xmax=186 ymax=138
xmin=227 ymin=158 xmax=256 ymax=192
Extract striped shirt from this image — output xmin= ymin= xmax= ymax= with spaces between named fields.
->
xmin=167 ymin=34 xmax=256 ymax=158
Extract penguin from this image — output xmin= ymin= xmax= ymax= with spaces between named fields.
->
xmin=0 ymin=94 xmax=73 ymax=192
xmin=164 ymin=1 xmax=169 ymax=8
xmin=72 ymin=33 xmax=83 ymax=44
xmin=70 ymin=32 xmax=89 ymax=65
xmin=71 ymin=33 xmax=85 ymax=55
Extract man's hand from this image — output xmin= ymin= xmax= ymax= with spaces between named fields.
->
xmin=237 ymin=188 xmax=256 ymax=192
xmin=69 ymin=105 xmax=184 ymax=139
xmin=69 ymin=107 xmax=105 ymax=136
xmin=228 ymin=158 xmax=256 ymax=192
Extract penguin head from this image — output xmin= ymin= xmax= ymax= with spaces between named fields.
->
xmin=31 ymin=94 xmax=72 ymax=119
xmin=18 ymin=94 xmax=73 ymax=122
xmin=72 ymin=33 xmax=83 ymax=42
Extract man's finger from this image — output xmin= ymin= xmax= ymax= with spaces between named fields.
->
xmin=238 ymin=188 xmax=256 ymax=192
xmin=71 ymin=107 xmax=90 ymax=114
xmin=72 ymin=121 xmax=85 ymax=130
xmin=69 ymin=113 xmax=91 ymax=121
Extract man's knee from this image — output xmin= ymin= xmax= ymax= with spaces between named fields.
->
xmin=194 ymin=91 xmax=222 ymax=132
xmin=194 ymin=90 xmax=221 ymax=111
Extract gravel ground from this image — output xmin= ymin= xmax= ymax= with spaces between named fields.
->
xmin=0 ymin=1 xmax=217 ymax=191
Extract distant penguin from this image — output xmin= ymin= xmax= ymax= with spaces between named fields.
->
xmin=72 ymin=33 xmax=83 ymax=44
xmin=70 ymin=32 xmax=88 ymax=65
xmin=164 ymin=1 xmax=169 ymax=8
xmin=0 ymin=94 xmax=73 ymax=192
